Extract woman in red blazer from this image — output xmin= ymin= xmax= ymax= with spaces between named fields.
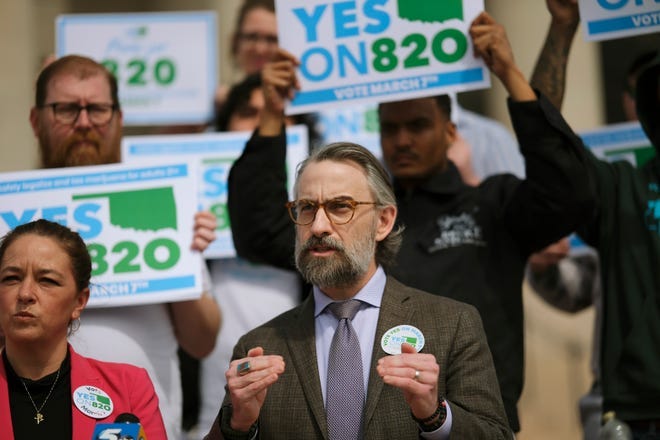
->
xmin=0 ymin=219 xmax=167 ymax=439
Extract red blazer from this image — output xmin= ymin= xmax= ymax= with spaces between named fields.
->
xmin=0 ymin=345 xmax=167 ymax=440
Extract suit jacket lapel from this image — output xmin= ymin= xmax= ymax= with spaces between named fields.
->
xmin=70 ymin=346 xmax=103 ymax=440
xmin=0 ymin=346 xmax=101 ymax=438
xmin=0 ymin=349 xmax=14 ymax=438
xmin=364 ymin=278 xmax=414 ymax=429
xmin=284 ymin=295 xmax=328 ymax=439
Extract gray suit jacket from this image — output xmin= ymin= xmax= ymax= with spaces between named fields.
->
xmin=205 ymin=277 xmax=510 ymax=439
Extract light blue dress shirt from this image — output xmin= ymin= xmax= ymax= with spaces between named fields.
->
xmin=313 ymin=266 xmax=452 ymax=438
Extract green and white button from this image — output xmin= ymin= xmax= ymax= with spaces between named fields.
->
xmin=381 ymin=325 xmax=425 ymax=354
xmin=73 ymin=385 xmax=114 ymax=419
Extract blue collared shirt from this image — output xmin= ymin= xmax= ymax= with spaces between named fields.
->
xmin=314 ymin=267 xmax=385 ymax=400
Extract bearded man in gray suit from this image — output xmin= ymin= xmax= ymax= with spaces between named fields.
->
xmin=204 ymin=136 xmax=510 ymax=439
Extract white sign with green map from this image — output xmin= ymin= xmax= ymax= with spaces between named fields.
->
xmin=121 ymin=125 xmax=309 ymax=258
xmin=0 ymin=162 xmax=202 ymax=307
xmin=275 ymin=0 xmax=488 ymax=114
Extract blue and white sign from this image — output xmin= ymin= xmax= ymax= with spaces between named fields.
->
xmin=578 ymin=0 xmax=660 ymax=41
xmin=318 ymin=103 xmax=381 ymax=157
xmin=0 ymin=162 xmax=203 ymax=307
xmin=275 ymin=0 xmax=488 ymax=114
xmin=580 ymin=121 xmax=653 ymax=166
xmin=56 ymin=11 xmax=217 ymax=126
xmin=122 ymin=125 xmax=309 ymax=258
xmin=569 ymin=121 xmax=653 ymax=250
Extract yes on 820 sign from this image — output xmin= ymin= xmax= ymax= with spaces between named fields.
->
xmin=275 ymin=0 xmax=488 ymax=114
xmin=56 ymin=11 xmax=217 ymax=126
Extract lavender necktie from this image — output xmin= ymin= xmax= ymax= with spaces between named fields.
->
xmin=326 ymin=300 xmax=365 ymax=440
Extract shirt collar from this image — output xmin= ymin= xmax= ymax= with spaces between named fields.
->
xmin=313 ymin=266 xmax=386 ymax=317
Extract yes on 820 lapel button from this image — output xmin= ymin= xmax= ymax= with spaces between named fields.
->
xmin=381 ymin=325 xmax=425 ymax=355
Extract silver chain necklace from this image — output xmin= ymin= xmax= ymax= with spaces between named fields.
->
xmin=20 ymin=367 xmax=61 ymax=425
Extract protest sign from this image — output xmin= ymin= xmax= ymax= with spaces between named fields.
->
xmin=318 ymin=103 xmax=381 ymax=156
xmin=56 ymin=11 xmax=217 ymax=125
xmin=581 ymin=121 xmax=653 ymax=166
xmin=570 ymin=120 xmax=652 ymax=249
xmin=578 ymin=0 xmax=660 ymax=41
xmin=275 ymin=0 xmax=488 ymax=114
xmin=122 ymin=125 xmax=309 ymax=258
xmin=0 ymin=162 xmax=202 ymax=307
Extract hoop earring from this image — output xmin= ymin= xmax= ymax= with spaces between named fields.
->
xmin=69 ymin=317 xmax=81 ymax=333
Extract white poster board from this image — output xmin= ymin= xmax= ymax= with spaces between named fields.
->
xmin=318 ymin=103 xmax=381 ymax=157
xmin=570 ymin=120 xmax=653 ymax=249
xmin=580 ymin=121 xmax=653 ymax=166
xmin=275 ymin=0 xmax=488 ymax=114
xmin=0 ymin=163 xmax=203 ymax=307
xmin=578 ymin=0 xmax=660 ymax=41
xmin=56 ymin=11 xmax=217 ymax=125
xmin=122 ymin=125 xmax=309 ymax=258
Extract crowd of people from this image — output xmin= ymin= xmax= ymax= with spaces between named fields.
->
xmin=1 ymin=0 xmax=659 ymax=439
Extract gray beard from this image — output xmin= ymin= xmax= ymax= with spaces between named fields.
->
xmin=295 ymin=233 xmax=374 ymax=290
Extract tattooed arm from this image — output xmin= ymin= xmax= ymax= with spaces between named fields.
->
xmin=530 ymin=0 xmax=580 ymax=109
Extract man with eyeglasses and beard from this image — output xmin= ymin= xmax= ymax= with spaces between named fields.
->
xmin=28 ymin=55 xmax=221 ymax=440
xmin=225 ymin=11 xmax=598 ymax=435
xmin=30 ymin=64 xmax=122 ymax=169
xmin=204 ymin=139 xmax=509 ymax=439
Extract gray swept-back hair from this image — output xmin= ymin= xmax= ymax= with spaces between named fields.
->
xmin=293 ymin=142 xmax=403 ymax=269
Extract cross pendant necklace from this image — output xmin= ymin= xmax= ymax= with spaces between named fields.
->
xmin=20 ymin=366 xmax=61 ymax=425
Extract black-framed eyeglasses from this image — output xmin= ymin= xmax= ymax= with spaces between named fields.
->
xmin=237 ymin=32 xmax=278 ymax=46
xmin=285 ymin=197 xmax=378 ymax=226
xmin=41 ymin=102 xmax=118 ymax=126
